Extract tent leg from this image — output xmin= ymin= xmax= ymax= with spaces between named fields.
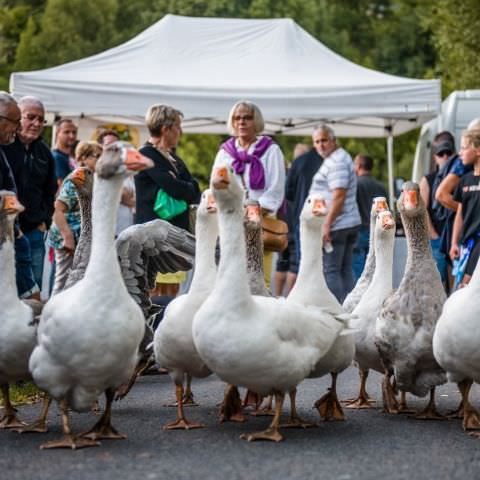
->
xmin=387 ymin=134 xmax=395 ymax=210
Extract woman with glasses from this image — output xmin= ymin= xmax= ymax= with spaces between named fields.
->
xmin=48 ymin=141 xmax=102 ymax=295
xmin=213 ymin=100 xmax=286 ymax=289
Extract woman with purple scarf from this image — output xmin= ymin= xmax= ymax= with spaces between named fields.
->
xmin=213 ymin=100 xmax=286 ymax=289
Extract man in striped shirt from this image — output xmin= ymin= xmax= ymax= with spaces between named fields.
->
xmin=309 ymin=124 xmax=361 ymax=302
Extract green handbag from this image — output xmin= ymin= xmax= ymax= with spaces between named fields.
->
xmin=153 ymin=188 xmax=188 ymax=220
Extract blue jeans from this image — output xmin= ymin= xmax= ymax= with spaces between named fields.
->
xmin=23 ymin=228 xmax=46 ymax=289
xmin=431 ymin=238 xmax=447 ymax=283
xmin=352 ymin=226 xmax=370 ymax=281
xmin=14 ymin=234 xmax=40 ymax=298
xmin=323 ymin=225 xmax=359 ymax=303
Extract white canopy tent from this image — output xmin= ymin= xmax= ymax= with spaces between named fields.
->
xmin=10 ymin=14 xmax=441 ymax=205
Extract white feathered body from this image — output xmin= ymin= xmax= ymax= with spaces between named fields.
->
xmin=0 ymin=237 xmax=36 ymax=384
xmin=433 ymin=279 xmax=480 ymax=384
xmin=29 ymin=172 xmax=144 ymax=412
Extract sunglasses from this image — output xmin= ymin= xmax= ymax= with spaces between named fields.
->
xmin=23 ymin=113 xmax=47 ymax=125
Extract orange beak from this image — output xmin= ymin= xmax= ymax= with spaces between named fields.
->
xmin=373 ymin=197 xmax=389 ymax=213
xmin=124 ymin=148 xmax=154 ymax=172
xmin=211 ymin=166 xmax=230 ymax=190
xmin=206 ymin=193 xmax=217 ymax=213
xmin=403 ymin=190 xmax=417 ymax=210
xmin=70 ymin=167 xmax=86 ymax=187
xmin=3 ymin=193 xmax=25 ymax=214
xmin=312 ymin=198 xmax=328 ymax=216
xmin=245 ymin=204 xmax=261 ymax=222
xmin=381 ymin=212 xmax=395 ymax=230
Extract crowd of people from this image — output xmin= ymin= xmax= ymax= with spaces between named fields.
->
xmin=1 ymin=89 xmax=479 ymax=306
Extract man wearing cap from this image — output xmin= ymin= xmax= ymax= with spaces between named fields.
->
xmin=430 ymin=131 xmax=472 ymax=290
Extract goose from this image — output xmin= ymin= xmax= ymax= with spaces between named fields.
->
xmin=154 ymin=189 xmax=217 ymax=430
xmin=0 ymin=191 xmax=38 ymax=429
xmin=192 ymin=166 xmax=345 ymax=442
xmin=342 ymin=196 xmax=388 ymax=409
xmin=287 ymin=194 xmax=355 ymax=421
xmin=59 ymin=166 xmax=195 ymax=401
xmin=350 ymin=209 xmax=397 ymax=412
xmin=433 ymin=258 xmax=480 ymax=435
xmin=376 ymin=181 xmax=446 ymax=418
xmin=29 ymin=142 xmax=153 ymax=449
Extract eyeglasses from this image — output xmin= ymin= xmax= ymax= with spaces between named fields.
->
xmin=233 ymin=115 xmax=254 ymax=122
xmin=435 ymin=151 xmax=451 ymax=157
xmin=0 ymin=115 xmax=21 ymax=127
xmin=22 ymin=113 xmax=47 ymax=125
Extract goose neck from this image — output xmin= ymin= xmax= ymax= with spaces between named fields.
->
xmin=85 ymin=174 xmax=123 ymax=281
xmin=0 ymin=231 xmax=18 ymax=297
xmin=189 ymin=216 xmax=218 ymax=292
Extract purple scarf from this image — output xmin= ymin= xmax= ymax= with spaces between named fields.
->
xmin=221 ymin=136 xmax=274 ymax=190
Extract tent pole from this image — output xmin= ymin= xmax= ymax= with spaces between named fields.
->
xmin=387 ymin=132 xmax=395 ymax=210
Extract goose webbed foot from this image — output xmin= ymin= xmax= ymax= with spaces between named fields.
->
xmin=219 ymin=385 xmax=245 ymax=423
xmin=81 ymin=389 xmax=126 ymax=440
xmin=0 ymin=412 xmax=25 ymax=429
xmin=315 ymin=390 xmax=345 ymax=421
xmin=240 ymin=391 xmax=285 ymax=442
xmin=343 ymin=369 xmax=376 ymax=409
xmin=13 ymin=395 xmax=51 ymax=433
xmin=463 ymin=408 xmax=480 ymax=431
xmin=411 ymin=388 xmax=445 ymax=420
xmin=41 ymin=434 xmax=100 ymax=450
xmin=165 ymin=384 xmax=204 ymax=430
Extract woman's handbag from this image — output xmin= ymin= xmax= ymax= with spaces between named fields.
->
xmin=153 ymin=188 xmax=188 ymax=221
xmin=262 ymin=216 xmax=288 ymax=252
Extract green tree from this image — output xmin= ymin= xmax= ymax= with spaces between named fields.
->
xmin=14 ymin=0 xmax=118 ymax=71
xmin=418 ymin=0 xmax=480 ymax=95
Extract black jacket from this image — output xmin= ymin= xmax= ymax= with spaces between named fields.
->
xmin=0 ymin=149 xmax=16 ymax=192
xmin=1 ymin=136 xmax=57 ymax=233
xmin=135 ymin=144 xmax=200 ymax=231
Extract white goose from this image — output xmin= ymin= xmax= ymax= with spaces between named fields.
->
xmin=342 ymin=196 xmax=388 ymax=408
xmin=376 ymin=182 xmax=446 ymax=418
xmin=154 ymin=189 xmax=217 ymax=430
xmin=192 ymin=166 xmax=344 ymax=442
xmin=29 ymin=143 xmax=152 ymax=449
xmin=351 ymin=209 xmax=397 ymax=412
xmin=433 ymin=258 xmax=480 ymax=435
xmin=0 ymin=191 xmax=37 ymax=429
xmin=287 ymin=194 xmax=355 ymax=421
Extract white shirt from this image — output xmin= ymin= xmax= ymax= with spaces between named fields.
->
xmin=213 ymin=136 xmax=286 ymax=213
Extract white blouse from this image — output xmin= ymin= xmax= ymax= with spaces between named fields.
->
xmin=213 ymin=136 xmax=286 ymax=213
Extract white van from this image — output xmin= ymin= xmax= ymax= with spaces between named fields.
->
xmin=412 ymin=90 xmax=480 ymax=182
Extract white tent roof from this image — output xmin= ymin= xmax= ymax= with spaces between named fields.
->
xmin=10 ymin=14 xmax=441 ymax=137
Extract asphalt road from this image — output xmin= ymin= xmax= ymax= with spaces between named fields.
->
xmin=1 ymin=366 xmax=479 ymax=480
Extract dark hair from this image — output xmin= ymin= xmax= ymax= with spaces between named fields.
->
xmin=355 ymin=154 xmax=373 ymax=171
xmin=433 ymin=131 xmax=455 ymax=150
xmin=97 ymin=129 xmax=120 ymax=145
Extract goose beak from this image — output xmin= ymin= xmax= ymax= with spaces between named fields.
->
xmin=206 ymin=193 xmax=217 ymax=213
xmin=381 ymin=212 xmax=395 ymax=230
xmin=3 ymin=193 xmax=25 ymax=215
xmin=312 ymin=198 xmax=328 ymax=216
xmin=373 ymin=197 xmax=389 ymax=213
xmin=211 ymin=166 xmax=230 ymax=190
xmin=403 ymin=190 xmax=417 ymax=210
xmin=124 ymin=148 xmax=154 ymax=172
xmin=70 ymin=167 xmax=86 ymax=187
xmin=245 ymin=204 xmax=261 ymax=223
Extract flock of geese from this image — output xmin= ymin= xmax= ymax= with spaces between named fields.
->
xmin=1 ymin=142 xmax=480 ymax=450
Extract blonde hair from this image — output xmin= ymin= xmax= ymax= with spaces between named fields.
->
xmin=75 ymin=141 xmax=102 ymax=166
xmin=462 ymin=128 xmax=480 ymax=149
xmin=227 ymin=101 xmax=265 ymax=136
xmin=145 ymin=104 xmax=183 ymax=137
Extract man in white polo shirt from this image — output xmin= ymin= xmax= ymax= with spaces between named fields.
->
xmin=309 ymin=124 xmax=361 ymax=302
